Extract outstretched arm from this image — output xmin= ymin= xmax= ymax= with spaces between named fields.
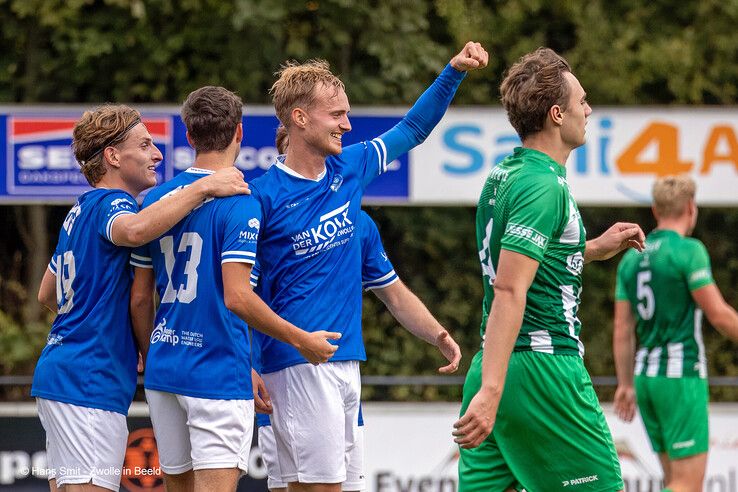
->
xmin=613 ymin=300 xmax=637 ymax=422
xmin=372 ymin=279 xmax=460 ymax=373
xmin=453 ymin=249 xmax=539 ymax=449
xmin=111 ymin=167 xmax=249 ymax=247
xmin=378 ymin=42 xmax=488 ymax=164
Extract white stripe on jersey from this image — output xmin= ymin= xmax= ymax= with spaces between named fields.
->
xmin=106 ymin=211 xmax=135 ymax=243
xmin=221 ymin=258 xmax=256 ymax=265
xmin=634 ymin=347 xmax=648 ymax=376
xmin=646 ymin=347 xmax=662 ymax=377
xmin=529 ymin=330 xmax=554 ymax=354
xmin=694 ymin=309 xmax=707 ymax=378
xmin=369 ymin=139 xmax=386 ymax=176
xmin=560 ymin=285 xmax=584 ymax=357
xmin=666 ymin=343 xmax=684 ymax=378
xmin=222 ymin=251 xmax=256 ymax=258
xmin=130 ymin=260 xmax=153 ymax=269
xmin=375 ymin=138 xmax=388 ymax=173
xmin=363 ymin=272 xmax=399 ymax=291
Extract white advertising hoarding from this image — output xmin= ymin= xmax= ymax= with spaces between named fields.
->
xmin=363 ymin=402 xmax=738 ymax=491
xmin=411 ymin=108 xmax=738 ymax=206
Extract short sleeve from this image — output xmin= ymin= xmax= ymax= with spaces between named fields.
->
xmin=359 ymin=213 xmax=398 ymax=290
xmin=220 ymin=196 xmax=262 ymax=266
xmin=683 ymin=240 xmax=714 ymax=291
xmin=500 ymin=176 xmax=563 ymax=262
xmin=130 ymin=243 xmax=152 ymax=269
xmin=97 ymin=192 xmax=138 ymax=244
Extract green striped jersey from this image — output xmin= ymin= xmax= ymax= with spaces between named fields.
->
xmin=476 ymin=147 xmax=586 ymax=357
xmin=615 ymin=229 xmax=714 ymax=378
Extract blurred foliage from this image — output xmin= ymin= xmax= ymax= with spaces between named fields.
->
xmin=0 ymin=0 xmax=738 ymax=401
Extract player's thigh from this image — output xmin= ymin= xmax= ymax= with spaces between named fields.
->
xmin=146 ymin=389 xmax=193 ymax=474
xmin=496 ymin=352 xmax=623 ymax=492
xmin=458 ymin=350 xmax=519 ymax=492
xmin=634 ymin=375 xmax=666 ymax=454
xmin=193 ymin=468 xmax=241 ymax=492
xmin=668 ymin=452 xmax=707 ymax=491
xmin=263 ymin=362 xmax=356 ymax=484
xmin=181 ymin=395 xmax=254 ymax=473
xmin=259 ymin=425 xmax=287 ymax=491
xmin=36 ymin=398 xmax=128 ymax=491
xmin=656 ymin=377 xmax=709 ymax=460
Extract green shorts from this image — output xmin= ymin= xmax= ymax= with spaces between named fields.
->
xmin=635 ymin=375 xmax=709 ymax=459
xmin=458 ymin=350 xmax=623 ymax=492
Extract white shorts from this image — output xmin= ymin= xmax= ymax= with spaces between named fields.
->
xmin=145 ymin=389 xmax=254 ymax=475
xmin=258 ymin=425 xmax=365 ymax=491
xmin=37 ymin=398 xmax=128 ymax=491
xmin=262 ymin=361 xmax=361 ymax=484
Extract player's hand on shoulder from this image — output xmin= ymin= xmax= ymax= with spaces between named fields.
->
xmin=299 ymin=330 xmax=341 ymax=365
xmin=201 ymin=167 xmax=250 ymax=197
xmin=435 ymin=330 xmax=462 ymax=374
xmin=450 ymin=42 xmax=489 ymax=72
xmin=453 ymin=388 xmax=496 ymax=449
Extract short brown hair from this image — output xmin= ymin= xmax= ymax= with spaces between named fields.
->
xmin=500 ymin=47 xmax=572 ymax=140
xmin=181 ymin=86 xmax=243 ymax=153
xmin=72 ymin=104 xmax=141 ymax=186
xmin=652 ymin=175 xmax=696 ymax=218
xmin=270 ymin=59 xmax=345 ymax=129
xmin=275 ymin=125 xmax=289 ymax=154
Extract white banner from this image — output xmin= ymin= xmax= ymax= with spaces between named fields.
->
xmin=410 ymin=108 xmax=738 ymax=206
xmin=363 ymin=402 xmax=738 ymax=491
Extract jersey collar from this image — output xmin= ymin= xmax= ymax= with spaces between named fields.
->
xmin=274 ymin=155 xmax=326 ymax=182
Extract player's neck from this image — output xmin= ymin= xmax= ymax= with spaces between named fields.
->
xmin=522 ymin=133 xmax=572 ymax=166
xmin=95 ymin=174 xmax=139 ymax=197
xmin=192 ymin=150 xmax=237 ymax=172
xmin=283 ymin=144 xmax=327 ymax=180
xmin=655 ymin=219 xmax=689 ymax=237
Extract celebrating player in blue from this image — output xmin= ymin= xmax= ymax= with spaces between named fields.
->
xmin=129 ymin=87 xmax=340 ymax=492
xmin=254 ymin=209 xmax=462 ymax=492
xmin=32 ymin=104 xmax=249 ymax=492
xmin=252 ymin=42 xmax=486 ymax=491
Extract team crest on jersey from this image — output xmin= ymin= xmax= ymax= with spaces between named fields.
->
xmin=150 ymin=318 xmax=179 ymax=346
xmin=110 ymin=198 xmax=134 ymax=210
xmin=46 ymin=334 xmax=63 ymax=346
xmin=330 ymin=174 xmax=344 ymax=192
xmin=290 ymin=200 xmax=354 ymax=257
xmin=566 ymin=252 xmax=584 ymax=276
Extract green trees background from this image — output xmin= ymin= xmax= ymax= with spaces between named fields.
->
xmin=1 ymin=0 xmax=737 ymax=400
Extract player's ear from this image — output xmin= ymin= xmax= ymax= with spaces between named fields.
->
xmin=234 ymin=123 xmax=243 ymax=145
xmin=103 ymin=147 xmax=120 ymax=169
xmin=292 ymin=108 xmax=307 ymax=129
xmin=185 ymin=131 xmax=195 ymax=149
xmin=549 ymin=104 xmax=564 ymax=127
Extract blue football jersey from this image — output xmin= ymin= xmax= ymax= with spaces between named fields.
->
xmin=250 ymin=64 xmax=463 ymax=374
xmin=253 ymin=211 xmax=395 ymax=427
xmin=31 ymin=189 xmax=139 ymax=415
xmin=131 ymin=168 xmax=261 ymax=400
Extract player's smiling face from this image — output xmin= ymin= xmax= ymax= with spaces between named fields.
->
xmin=304 ymin=82 xmax=352 ymax=156
xmin=115 ymin=123 xmax=163 ymax=194
xmin=560 ymin=72 xmax=591 ymax=149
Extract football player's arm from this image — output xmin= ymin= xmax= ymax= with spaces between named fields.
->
xmin=111 ymin=168 xmax=250 ymax=247
xmin=372 ymin=279 xmax=460 ymax=373
xmin=613 ymin=300 xmax=637 ymax=422
xmin=692 ymin=284 xmax=738 ymax=342
xmin=584 ymin=222 xmax=645 ymax=263
xmin=453 ymin=249 xmax=538 ymax=449
xmin=130 ymin=267 xmax=156 ymax=364
xmin=222 ymin=262 xmax=341 ymax=364
xmin=37 ymin=267 xmax=57 ymax=313
xmin=377 ymin=43 xmax=487 ymax=164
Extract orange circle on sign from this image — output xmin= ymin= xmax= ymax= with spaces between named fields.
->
xmin=121 ymin=427 xmax=164 ymax=492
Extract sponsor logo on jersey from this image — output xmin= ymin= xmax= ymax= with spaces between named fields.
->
xmin=248 ymin=218 xmax=260 ymax=229
xmin=562 ymin=474 xmax=598 ymax=487
xmin=690 ymin=268 xmax=712 ymax=283
xmin=110 ymin=198 xmax=134 ymax=209
xmin=62 ymin=202 xmax=82 ymax=234
xmin=566 ymin=252 xmax=585 ymax=276
xmin=330 ymin=174 xmax=344 ymax=192
xmin=239 ymin=230 xmax=258 ymax=241
xmin=505 ymin=223 xmax=548 ymax=250
xmin=150 ymin=318 xmax=179 ymax=346
xmin=46 ymin=334 xmax=63 ymax=346
xmin=290 ymin=201 xmax=355 ymax=257
xmin=672 ymin=439 xmax=696 ymax=450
